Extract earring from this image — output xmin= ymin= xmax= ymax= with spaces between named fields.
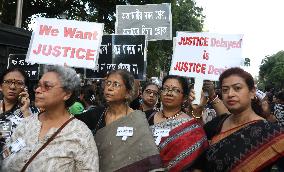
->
xmin=252 ymin=96 xmax=257 ymax=101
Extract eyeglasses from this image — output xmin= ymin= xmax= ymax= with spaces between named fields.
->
xmin=2 ymin=79 xmax=25 ymax=88
xmin=161 ymin=87 xmax=183 ymax=95
xmin=104 ymin=80 xmax=122 ymax=89
xmin=144 ymin=89 xmax=159 ymax=97
xmin=34 ymin=82 xmax=63 ymax=92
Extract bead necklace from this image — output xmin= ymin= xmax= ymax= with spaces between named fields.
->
xmin=161 ymin=110 xmax=182 ymax=120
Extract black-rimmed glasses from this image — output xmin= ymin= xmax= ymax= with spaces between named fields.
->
xmin=2 ymin=79 xmax=25 ymax=88
xmin=161 ymin=87 xmax=183 ymax=95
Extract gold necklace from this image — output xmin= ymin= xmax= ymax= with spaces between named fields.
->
xmin=161 ymin=110 xmax=182 ymax=120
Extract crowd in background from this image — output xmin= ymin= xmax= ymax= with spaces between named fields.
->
xmin=70 ymin=72 xmax=284 ymax=128
xmin=0 ymin=65 xmax=283 ymax=171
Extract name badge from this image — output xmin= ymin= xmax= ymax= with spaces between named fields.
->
xmin=0 ymin=121 xmax=12 ymax=139
xmin=154 ymin=128 xmax=170 ymax=145
xmin=116 ymin=126 xmax=133 ymax=141
xmin=9 ymin=115 xmax=23 ymax=126
xmin=2 ymin=138 xmax=26 ymax=159
xmin=0 ymin=121 xmax=12 ymax=132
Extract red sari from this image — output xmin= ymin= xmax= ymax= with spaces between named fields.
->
xmin=152 ymin=118 xmax=208 ymax=171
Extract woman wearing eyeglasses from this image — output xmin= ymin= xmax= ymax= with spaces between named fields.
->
xmin=0 ymin=68 xmax=39 ymax=155
xmin=150 ymin=75 xmax=208 ymax=172
xmin=90 ymin=69 xmax=162 ymax=172
xmin=2 ymin=65 xmax=99 ymax=171
xmin=140 ymin=82 xmax=160 ymax=121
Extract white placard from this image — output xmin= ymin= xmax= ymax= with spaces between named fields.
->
xmin=256 ymin=89 xmax=266 ymax=100
xmin=26 ymin=18 xmax=104 ymax=69
xmin=192 ymin=78 xmax=204 ymax=105
xmin=170 ymin=32 xmax=243 ymax=81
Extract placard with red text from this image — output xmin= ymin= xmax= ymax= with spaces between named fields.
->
xmin=170 ymin=32 xmax=243 ymax=81
xmin=26 ymin=18 xmax=104 ymax=69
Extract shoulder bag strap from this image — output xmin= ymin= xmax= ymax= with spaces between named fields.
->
xmin=20 ymin=116 xmax=75 ymax=172
xmin=147 ymin=111 xmax=157 ymax=122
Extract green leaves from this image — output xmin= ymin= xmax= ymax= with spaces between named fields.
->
xmin=258 ymin=51 xmax=284 ymax=91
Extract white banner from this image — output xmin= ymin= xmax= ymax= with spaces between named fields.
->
xmin=170 ymin=32 xmax=243 ymax=81
xmin=26 ymin=18 xmax=104 ymax=69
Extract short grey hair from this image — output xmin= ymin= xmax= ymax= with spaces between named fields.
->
xmin=44 ymin=65 xmax=81 ymax=107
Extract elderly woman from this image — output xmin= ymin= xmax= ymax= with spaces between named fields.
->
xmin=0 ymin=68 xmax=39 ymax=153
xmin=193 ymin=67 xmax=284 ymax=171
xmin=83 ymin=69 xmax=162 ymax=172
xmin=150 ymin=75 xmax=208 ymax=171
xmin=2 ymin=65 xmax=99 ymax=172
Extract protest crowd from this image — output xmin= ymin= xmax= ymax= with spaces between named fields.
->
xmin=0 ymin=65 xmax=283 ymax=172
xmin=0 ymin=2 xmax=284 ymax=172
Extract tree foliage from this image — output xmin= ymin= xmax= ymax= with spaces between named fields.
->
xmin=0 ymin=0 xmax=205 ymax=78
xmin=258 ymin=51 xmax=284 ymax=91
xmin=0 ymin=0 xmax=88 ymax=28
xmin=146 ymin=0 xmax=204 ymax=77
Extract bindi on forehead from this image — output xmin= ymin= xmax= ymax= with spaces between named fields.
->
xmin=164 ymin=78 xmax=182 ymax=85
xmin=4 ymin=73 xmax=24 ymax=79
xmin=3 ymin=78 xmax=24 ymax=82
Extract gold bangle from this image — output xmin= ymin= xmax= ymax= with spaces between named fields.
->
xmin=191 ymin=110 xmax=202 ymax=119
xmin=209 ymin=95 xmax=218 ymax=103
xmin=212 ymin=98 xmax=221 ymax=105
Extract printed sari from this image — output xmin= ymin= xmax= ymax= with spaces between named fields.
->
xmin=200 ymin=115 xmax=284 ymax=172
xmin=150 ymin=118 xmax=209 ymax=172
xmin=95 ymin=110 xmax=162 ymax=172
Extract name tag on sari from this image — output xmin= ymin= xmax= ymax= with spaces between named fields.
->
xmin=0 ymin=121 xmax=12 ymax=132
xmin=2 ymin=137 xmax=26 ymax=159
xmin=116 ymin=126 xmax=133 ymax=141
xmin=0 ymin=121 xmax=12 ymax=139
xmin=154 ymin=128 xmax=170 ymax=145
xmin=9 ymin=115 xmax=23 ymax=126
